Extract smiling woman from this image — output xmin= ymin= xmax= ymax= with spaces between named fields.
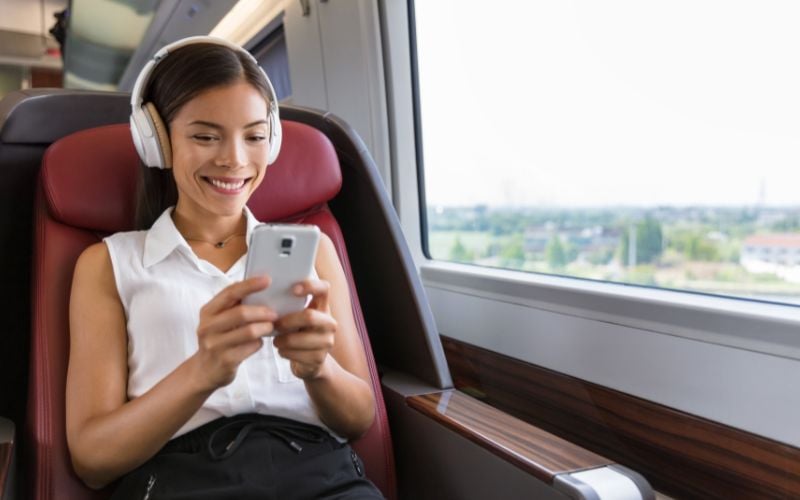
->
xmin=167 ymin=83 xmax=269 ymax=258
xmin=11 ymin=2 xmax=800 ymax=498
xmin=169 ymin=81 xmax=270 ymax=243
xmin=132 ymin=40 xmax=279 ymax=229
xmin=64 ymin=36 xmax=382 ymax=499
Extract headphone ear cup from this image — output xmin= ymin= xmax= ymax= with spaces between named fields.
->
xmin=268 ymin=113 xmax=282 ymax=164
xmin=144 ymin=102 xmax=172 ymax=169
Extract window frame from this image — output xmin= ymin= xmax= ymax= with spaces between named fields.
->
xmin=405 ymin=0 xmax=800 ymax=312
xmin=379 ymin=0 xmax=800 ymax=447
xmin=403 ymin=0 xmax=800 ymax=339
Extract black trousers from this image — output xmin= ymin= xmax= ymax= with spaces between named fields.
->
xmin=110 ymin=414 xmax=384 ymax=500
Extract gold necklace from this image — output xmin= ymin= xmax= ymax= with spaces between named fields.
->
xmin=184 ymin=233 xmax=246 ymax=249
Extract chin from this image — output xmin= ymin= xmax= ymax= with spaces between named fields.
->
xmin=196 ymin=197 xmax=248 ymax=217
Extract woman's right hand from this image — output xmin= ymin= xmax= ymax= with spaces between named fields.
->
xmin=192 ymin=275 xmax=276 ymax=390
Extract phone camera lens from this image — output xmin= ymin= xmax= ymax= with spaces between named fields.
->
xmin=281 ymin=238 xmax=293 ymax=249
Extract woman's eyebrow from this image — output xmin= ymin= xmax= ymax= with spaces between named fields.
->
xmin=187 ymin=120 xmax=268 ymax=129
xmin=244 ymin=119 xmax=269 ymax=128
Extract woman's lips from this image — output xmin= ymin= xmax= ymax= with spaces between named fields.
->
xmin=203 ymin=176 xmax=251 ymax=194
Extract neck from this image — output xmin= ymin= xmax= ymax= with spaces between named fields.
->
xmin=171 ymin=204 xmax=247 ymax=245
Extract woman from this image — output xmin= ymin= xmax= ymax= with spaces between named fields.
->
xmin=66 ymin=36 xmax=382 ymax=499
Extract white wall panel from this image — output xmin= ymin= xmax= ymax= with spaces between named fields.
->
xmin=425 ymin=283 xmax=800 ymax=447
xmin=0 ymin=0 xmax=67 ymax=36
xmin=283 ymin=0 xmax=391 ymax=192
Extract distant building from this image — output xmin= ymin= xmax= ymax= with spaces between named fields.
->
xmin=741 ymin=234 xmax=800 ymax=282
xmin=524 ymin=225 xmax=621 ymax=260
xmin=523 ymin=227 xmax=552 ymax=253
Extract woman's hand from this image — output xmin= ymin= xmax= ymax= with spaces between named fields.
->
xmin=193 ymin=275 xmax=277 ymax=390
xmin=273 ymin=279 xmax=338 ymax=380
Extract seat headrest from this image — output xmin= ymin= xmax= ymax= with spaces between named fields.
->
xmin=40 ymin=121 xmax=342 ymax=232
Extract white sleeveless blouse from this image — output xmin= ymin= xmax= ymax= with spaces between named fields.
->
xmin=104 ymin=207 xmax=337 ymax=439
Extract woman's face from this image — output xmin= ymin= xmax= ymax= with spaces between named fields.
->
xmin=169 ymin=80 xmax=271 ymax=220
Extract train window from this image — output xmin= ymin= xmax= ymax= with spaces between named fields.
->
xmin=251 ymin=25 xmax=292 ymax=101
xmin=412 ymin=1 xmax=800 ymax=305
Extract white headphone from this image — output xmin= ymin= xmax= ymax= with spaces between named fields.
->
xmin=129 ymin=35 xmax=282 ymax=169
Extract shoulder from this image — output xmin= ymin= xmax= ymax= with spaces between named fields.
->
xmin=314 ymin=232 xmax=346 ymax=281
xmin=74 ymin=229 xmax=144 ymax=293
xmin=104 ymin=229 xmax=148 ymax=249
xmin=315 ymin=232 xmax=337 ymax=266
xmin=70 ymin=242 xmax=123 ymax=312
xmin=74 ymin=242 xmax=114 ymax=285
xmin=76 ymin=242 xmax=110 ymax=271
xmin=318 ymin=231 xmax=335 ymax=254
xmin=103 ymin=229 xmax=149 ymax=264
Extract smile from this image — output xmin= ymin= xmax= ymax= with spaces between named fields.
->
xmin=203 ymin=176 xmax=251 ymax=193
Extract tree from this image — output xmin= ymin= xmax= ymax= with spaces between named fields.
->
xmin=638 ymin=217 xmax=663 ymax=264
xmin=500 ymin=236 xmax=526 ymax=269
xmin=449 ymin=235 xmax=473 ymax=263
xmin=546 ymin=235 xmax=567 ymax=270
xmin=685 ymin=234 xmax=719 ymax=261
xmin=619 ymin=217 xmax=663 ymax=265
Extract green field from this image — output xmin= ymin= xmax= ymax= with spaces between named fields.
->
xmin=426 ymin=229 xmax=800 ymax=304
xmin=427 ymin=231 xmax=494 ymax=260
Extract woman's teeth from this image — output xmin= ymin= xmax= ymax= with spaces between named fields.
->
xmin=208 ymin=178 xmax=246 ymax=190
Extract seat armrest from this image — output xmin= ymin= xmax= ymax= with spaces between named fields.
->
xmin=408 ymin=391 xmax=654 ymax=500
xmin=0 ymin=417 xmax=16 ymax=500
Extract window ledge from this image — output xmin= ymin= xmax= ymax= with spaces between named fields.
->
xmin=420 ymin=259 xmax=800 ymax=361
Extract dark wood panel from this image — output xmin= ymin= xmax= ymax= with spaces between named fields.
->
xmin=0 ymin=441 xmax=11 ymax=493
xmin=31 ymin=68 xmax=64 ymax=88
xmin=30 ymin=68 xmax=63 ymax=88
xmin=442 ymin=336 xmax=800 ymax=499
xmin=407 ymin=390 xmax=611 ymax=483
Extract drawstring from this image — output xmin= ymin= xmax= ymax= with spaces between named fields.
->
xmin=207 ymin=418 xmax=327 ymax=461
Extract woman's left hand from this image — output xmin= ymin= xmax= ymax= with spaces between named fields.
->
xmin=273 ymin=279 xmax=338 ymax=380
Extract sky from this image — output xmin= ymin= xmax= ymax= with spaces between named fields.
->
xmin=414 ymin=0 xmax=800 ymax=208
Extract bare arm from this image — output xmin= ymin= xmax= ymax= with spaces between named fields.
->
xmin=273 ymin=234 xmax=375 ymax=438
xmin=67 ymin=243 xmax=274 ymax=489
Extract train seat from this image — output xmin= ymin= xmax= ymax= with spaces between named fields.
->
xmin=0 ymin=90 xmax=131 ymax=437
xmin=27 ymin=121 xmax=396 ymax=499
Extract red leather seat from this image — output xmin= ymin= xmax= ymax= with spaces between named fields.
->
xmin=28 ymin=122 xmax=396 ymax=499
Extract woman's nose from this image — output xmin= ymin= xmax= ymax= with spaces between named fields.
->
xmin=215 ymin=138 xmax=247 ymax=169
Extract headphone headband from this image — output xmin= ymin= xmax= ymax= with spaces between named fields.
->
xmin=129 ymin=35 xmax=282 ymax=169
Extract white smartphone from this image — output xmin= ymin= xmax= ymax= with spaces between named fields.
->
xmin=243 ymin=223 xmax=321 ymax=317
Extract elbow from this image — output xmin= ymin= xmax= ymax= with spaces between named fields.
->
xmin=69 ymin=446 xmax=117 ymax=490
xmin=351 ymin=384 xmax=378 ymax=439
xmin=324 ymin=399 xmax=375 ymax=441
xmin=85 ymin=477 xmax=112 ymax=490
xmin=343 ymin=399 xmax=377 ymax=441
xmin=359 ymin=402 xmax=377 ymax=438
xmin=72 ymin=460 xmax=111 ymax=490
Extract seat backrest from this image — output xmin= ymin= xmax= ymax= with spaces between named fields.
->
xmin=0 ymin=90 xmax=130 ymax=435
xmin=28 ymin=122 xmax=395 ymax=499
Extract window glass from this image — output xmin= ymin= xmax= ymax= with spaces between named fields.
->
xmin=252 ymin=26 xmax=291 ymax=100
xmin=414 ymin=1 xmax=800 ymax=305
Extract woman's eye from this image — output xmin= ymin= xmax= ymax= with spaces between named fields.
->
xmin=193 ymin=135 xmax=217 ymax=142
xmin=247 ymin=135 xmax=267 ymax=143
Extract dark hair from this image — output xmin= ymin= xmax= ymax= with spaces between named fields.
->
xmin=134 ymin=43 xmax=272 ymax=229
